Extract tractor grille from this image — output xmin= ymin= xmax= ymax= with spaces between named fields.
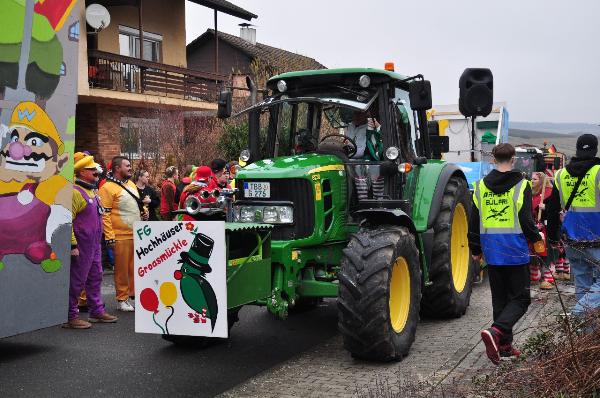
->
xmin=236 ymin=178 xmax=315 ymax=240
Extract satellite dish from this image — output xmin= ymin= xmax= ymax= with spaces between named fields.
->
xmin=86 ymin=4 xmax=111 ymax=31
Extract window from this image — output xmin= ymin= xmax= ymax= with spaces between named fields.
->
xmin=68 ymin=22 xmax=79 ymax=41
xmin=395 ymin=88 xmax=417 ymax=161
xmin=120 ymin=117 xmax=161 ymax=159
xmin=118 ymin=25 xmax=162 ymax=62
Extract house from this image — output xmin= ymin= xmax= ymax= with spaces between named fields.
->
xmin=186 ymin=26 xmax=325 ymax=96
xmin=75 ymin=0 xmax=257 ymax=170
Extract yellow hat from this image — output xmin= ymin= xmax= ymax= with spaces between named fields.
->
xmin=9 ymin=101 xmax=64 ymax=155
xmin=74 ymin=152 xmax=101 ymax=172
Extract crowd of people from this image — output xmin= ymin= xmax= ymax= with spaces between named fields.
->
xmin=470 ymin=135 xmax=600 ymax=365
xmin=64 ymin=155 xmax=237 ymax=329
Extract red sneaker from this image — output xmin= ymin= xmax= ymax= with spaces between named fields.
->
xmin=499 ymin=344 xmax=521 ymax=360
xmin=481 ymin=327 xmax=502 ymax=365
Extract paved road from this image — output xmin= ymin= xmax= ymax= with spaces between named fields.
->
xmin=220 ymin=280 xmax=576 ymax=398
xmin=0 ymin=276 xmax=339 ymax=398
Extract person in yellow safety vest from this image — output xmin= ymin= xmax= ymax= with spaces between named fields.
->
xmin=547 ymin=134 xmax=600 ymax=317
xmin=469 ymin=143 xmax=544 ymax=365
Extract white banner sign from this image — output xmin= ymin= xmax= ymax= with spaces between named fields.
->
xmin=134 ymin=221 xmax=227 ymax=338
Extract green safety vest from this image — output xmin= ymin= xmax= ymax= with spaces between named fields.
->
xmin=555 ymin=164 xmax=600 ymax=240
xmin=473 ymin=179 xmax=530 ymax=265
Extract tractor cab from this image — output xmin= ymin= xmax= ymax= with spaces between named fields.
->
xmin=233 ymin=68 xmax=438 ymax=219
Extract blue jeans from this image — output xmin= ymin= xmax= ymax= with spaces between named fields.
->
xmin=565 ymin=246 xmax=600 ymax=315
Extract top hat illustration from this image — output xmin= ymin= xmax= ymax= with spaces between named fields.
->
xmin=179 ymin=233 xmax=214 ymax=273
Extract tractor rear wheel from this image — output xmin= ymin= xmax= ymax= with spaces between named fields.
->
xmin=338 ymin=225 xmax=421 ymax=361
xmin=421 ymin=176 xmax=474 ymax=318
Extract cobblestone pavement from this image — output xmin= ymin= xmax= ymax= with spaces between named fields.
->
xmin=219 ymin=279 xmax=576 ymax=398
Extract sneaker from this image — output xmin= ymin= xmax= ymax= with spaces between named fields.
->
xmin=62 ymin=318 xmax=92 ymax=329
xmin=499 ymin=344 xmax=521 ymax=360
xmin=117 ymin=300 xmax=135 ymax=312
xmin=481 ymin=327 xmax=501 ymax=365
xmin=89 ymin=312 xmax=118 ymax=323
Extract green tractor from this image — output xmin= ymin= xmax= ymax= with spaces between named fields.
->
xmin=183 ymin=67 xmax=476 ymax=361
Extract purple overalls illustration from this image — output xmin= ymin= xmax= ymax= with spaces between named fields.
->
xmin=0 ymin=183 xmax=53 ymax=264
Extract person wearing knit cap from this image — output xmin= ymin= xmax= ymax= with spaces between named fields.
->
xmin=547 ymin=134 xmax=600 ymax=316
xmin=64 ymin=152 xmax=117 ymax=329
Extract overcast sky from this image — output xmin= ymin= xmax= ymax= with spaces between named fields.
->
xmin=186 ymin=0 xmax=600 ymax=124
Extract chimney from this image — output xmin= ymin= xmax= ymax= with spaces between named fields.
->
xmin=239 ymin=23 xmax=256 ymax=45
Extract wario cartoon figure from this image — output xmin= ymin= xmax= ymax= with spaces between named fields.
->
xmin=0 ymin=101 xmax=70 ymax=272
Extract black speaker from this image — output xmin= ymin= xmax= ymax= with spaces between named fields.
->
xmin=217 ymin=90 xmax=232 ymax=119
xmin=459 ymin=68 xmax=493 ymax=117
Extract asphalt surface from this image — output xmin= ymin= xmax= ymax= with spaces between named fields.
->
xmin=0 ymin=276 xmax=339 ymax=398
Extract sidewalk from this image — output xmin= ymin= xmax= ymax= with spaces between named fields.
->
xmin=219 ymin=280 xmax=576 ymax=398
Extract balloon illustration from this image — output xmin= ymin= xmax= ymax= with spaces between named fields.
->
xmin=140 ymin=288 xmax=159 ymax=313
xmin=160 ymin=281 xmax=178 ymax=335
xmin=140 ymin=288 xmax=165 ymax=334
xmin=159 ymin=282 xmax=178 ymax=306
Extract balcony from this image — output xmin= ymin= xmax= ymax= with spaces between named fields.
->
xmin=86 ymin=49 xmax=227 ymax=105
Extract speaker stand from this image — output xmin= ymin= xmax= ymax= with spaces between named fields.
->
xmin=470 ymin=116 xmax=476 ymax=162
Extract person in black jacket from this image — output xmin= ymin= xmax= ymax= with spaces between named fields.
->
xmin=547 ymin=134 xmax=600 ymax=316
xmin=134 ymin=169 xmax=160 ymax=221
xmin=469 ymin=143 xmax=544 ymax=364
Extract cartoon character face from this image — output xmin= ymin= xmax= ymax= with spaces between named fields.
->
xmin=0 ymin=102 xmax=68 ymax=183
xmin=0 ymin=126 xmax=67 ymax=182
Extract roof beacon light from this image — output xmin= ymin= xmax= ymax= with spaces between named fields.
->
xmin=358 ymin=74 xmax=371 ymax=88
xmin=277 ymin=80 xmax=287 ymax=93
xmin=384 ymin=62 xmax=395 ymax=72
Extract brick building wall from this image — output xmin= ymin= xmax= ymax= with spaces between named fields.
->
xmin=75 ymin=103 xmax=224 ymax=181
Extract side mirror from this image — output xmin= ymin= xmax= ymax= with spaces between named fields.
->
xmin=217 ymin=90 xmax=232 ymax=119
xmin=409 ymin=80 xmax=432 ymax=111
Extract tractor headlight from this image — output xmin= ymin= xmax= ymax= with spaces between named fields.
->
xmin=233 ymin=204 xmax=294 ymax=224
xmin=385 ymin=146 xmax=399 ymax=160
xmin=240 ymin=149 xmax=251 ymax=162
xmin=240 ymin=206 xmax=257 ymax=223
xmin=277 ymin=80 xmax=287 ymax=93
xmin=278 ymin=206 xmax=294 ymax=223
xmin=358 ymin=74 xmax=371 ymax=88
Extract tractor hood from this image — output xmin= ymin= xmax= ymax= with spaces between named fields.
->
xmin=238 ymin=153 xmax=345 ymax=179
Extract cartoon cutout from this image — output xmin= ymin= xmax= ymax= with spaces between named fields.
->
xmin=174 ymin=233 xmax=218 ymax=332
xmin=0 ymin=101 xmax=70 ymax=272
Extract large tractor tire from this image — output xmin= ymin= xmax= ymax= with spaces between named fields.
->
xmin=421 ymin=176 xmax=474 ymax=318
xmin=338 ymin=225 xmax=421 ymax=362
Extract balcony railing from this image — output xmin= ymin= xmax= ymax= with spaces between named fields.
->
xmin=87 ymin=50 xmax=227 ymax=102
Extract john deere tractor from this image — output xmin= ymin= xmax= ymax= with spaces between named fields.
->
xmin=182 ymin=67 xmax=477 ymax=361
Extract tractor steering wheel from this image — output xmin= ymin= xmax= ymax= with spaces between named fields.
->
xmin=319 ymin=134 xmax=358 ymax=158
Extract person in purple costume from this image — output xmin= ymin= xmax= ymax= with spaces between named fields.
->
xmin=63 ymin=152 xmax=118 ymax=329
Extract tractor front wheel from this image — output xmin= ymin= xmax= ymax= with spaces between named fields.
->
xmin=421 ymin=176 xmax=474 ymax=318
xmin=338 ymin=225 xmax=421 ymax=361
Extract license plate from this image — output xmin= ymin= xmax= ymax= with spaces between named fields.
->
xmin=244 ymin=182 xmax=270 ymax=198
